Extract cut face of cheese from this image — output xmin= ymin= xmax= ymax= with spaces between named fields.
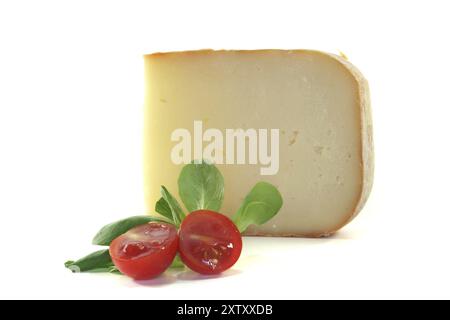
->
xmin=144 ymin=50 xmax=373 ymax=237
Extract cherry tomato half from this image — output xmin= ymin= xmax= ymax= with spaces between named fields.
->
xmin=109 ymin=222 xmax=178 ymax=280
xmin=179 ymin=210 xmax=242 ymax=275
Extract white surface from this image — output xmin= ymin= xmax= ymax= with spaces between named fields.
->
xmin=0 ymin=0 xmax=449 ymax=300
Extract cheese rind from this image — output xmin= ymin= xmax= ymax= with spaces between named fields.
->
xmin=144 ymin=50 xmax=373 ymax=237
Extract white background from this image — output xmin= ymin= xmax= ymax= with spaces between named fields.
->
xmin=0 ymin=0 xmax=449 ymax=300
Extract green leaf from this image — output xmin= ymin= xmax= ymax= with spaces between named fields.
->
xmin=65 ymin=250 xmax=117 ymax=273
xmin=232 ymin=181 xmax=283 ymax=233
xmin=92 ymin=215 xmax=171 ymax=246
xmin=88 ymin=266 xmax=121 ymax=274
xmin=108 ymin=266 xmax=122 ymax=275
xmin=155 ymin=197 xmax=174 ymax=221
xmin=178 ymin=162 xmax=224 ymax=212
xmin=161 ymin=186 xmax=186 ymax=226
xmin=169 ymin=254 xmax=185 ymax=269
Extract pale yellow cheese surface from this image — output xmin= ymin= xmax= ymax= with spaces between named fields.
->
xmin=144 ymin=50 xmax=373 ymax=237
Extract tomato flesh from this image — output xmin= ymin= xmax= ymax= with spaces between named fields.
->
xmin=179 ymin=210 xmax=242 ymax=275
xmin=109 ymin=222 xmax=178 ymax=280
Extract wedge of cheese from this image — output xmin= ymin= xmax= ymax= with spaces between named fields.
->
xmin=144 ymin=50 xmax=373 ymax=237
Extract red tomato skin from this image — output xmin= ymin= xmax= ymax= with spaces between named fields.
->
xmin=109 ymin=222 xmax=178 ymax=280
xmin=179 ymin=210 xmax=242 ymax=275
